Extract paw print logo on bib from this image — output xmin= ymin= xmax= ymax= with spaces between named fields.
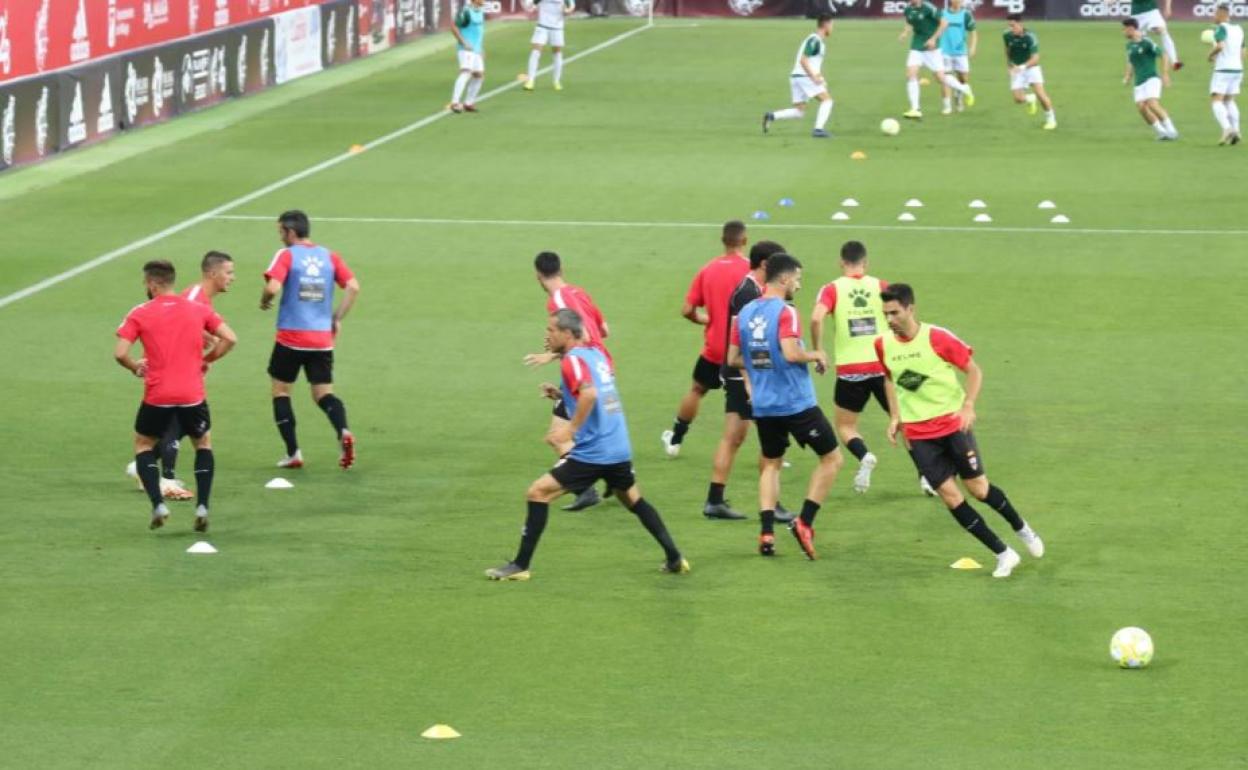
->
xmin=849 ymin=287 xmax=871 ymax=308
xmin=748 ymin=314 xmax=768 ymax=341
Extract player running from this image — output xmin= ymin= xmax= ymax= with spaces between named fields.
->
xmin=810 ymin=241 xmax=889 ymax=495
xmin=702 ymin=239 xmax=793 ymax=522
xmin=449 ymin=0 xmax=486 ymax=113
xmin=1118 ymin=0 xmax=1181 ymax=71
xmin=876 ymin=284 xmax=1043 ymax=578
xmin=762 ymin=14 xmax=836 ymax=138
xmin=486 ymin=309 xmax=690 ymax=581
xmin=900 ymin=0 xmax=973 ymax=120
xmin=1207 ymin=4 xmax=1243 ymax=145
xmin=524 ymin=0 xmax=574 ymax=91
xmin=661 ymin=221 xmax=751 ymax=459
xmin=939 ymin=0 xmax=977 ymax=115
xmin=1123 ymin=19 xmax=1178 ymax=141
xmin=261 ymin=210 xmax=361 ymax=470
xmin=525 ymin=251 xmax=611 ymax=512
xmin=727 ymin=253 xmax=844 ymax=560
xmin=1004 ymin=13 xmax=1057 ymax=130
xmin=114 ymin=260 xmax=237 ymax=532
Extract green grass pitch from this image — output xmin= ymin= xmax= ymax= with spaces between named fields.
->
xmin=1 ymin=16 xmax=1245 ymax=768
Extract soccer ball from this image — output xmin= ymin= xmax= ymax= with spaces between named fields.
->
xmin=880 ymin=118 xmax=901 ymax=136
xmin=1110 ymin=627 xmax=1154 ymax=669
xmin=1201 ymin=28 xmax=1216 ymax=45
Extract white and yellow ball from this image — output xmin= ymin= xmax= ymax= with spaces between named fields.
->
xmin=880 ymin=118 xmax=901 ymax=136
xmin=1201 ymin=28 xmax=1216 ymax=45
xmin=1110 ymin=627 xmax=1154 ymax=669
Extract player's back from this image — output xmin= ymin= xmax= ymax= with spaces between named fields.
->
xmin=548 ymin=284 xmax=606 ymax=349
xmin=127 ymin=296 xmax=214 ymax=403
xmin=182 ymin=284 xmax=213 ymax=307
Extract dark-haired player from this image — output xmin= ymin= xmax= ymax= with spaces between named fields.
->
xmin=525 ymin=251 xmax=611 ymax=511
xmin=114 ymin=260 xmax=237 ymax=532
xmin=727 ymin=253 xmax=843 ymax=560
xmin=900 ymin=0 xmax=974 ymax=119
xmin=487 ymin=309 xmax=690 ymax=581
xmin=1123 ymin=18 xmax=1178 ymax=140
xmin=1004 ymin=14 xmax=1057 ymax=130
xmin=662 ymin=221 xmax=751 ymax=458
xmin=876 ymin=283 xmax=1044 ymax=578
xmin=449 ymin=0 xmax=486 ymax=113
xmin=261 ymin=210 xmax=361 ymax=470
xmin=762 ymin=14 xmax=836 ymax=138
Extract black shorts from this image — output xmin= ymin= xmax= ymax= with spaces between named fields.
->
xmin=723 ymin=376 xmax=752 ymax=419
xmin=552 ymin=398 xmax=569 ymax=420
xmin=755 ymin=406 xmax=838 ymax=459
xmin=135 ymin=401 xmax=210 ymax=440
xmin=908 ymin=430 xmax=985 ymax=487
xmin=834 ymin=376 xmax=889 ymax=414
xmin=692 ymin=355 xmax=723 ymax=391
xmin=549 ymin=457 xmax=636 ymax=493
xmin=268 ymin=342 xmax=334 ymax=385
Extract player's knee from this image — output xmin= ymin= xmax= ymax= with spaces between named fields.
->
xmin=966 ymin=477 xmax=989 ymax=501
xmin=822 ymin=449 xmax=844 ymax=471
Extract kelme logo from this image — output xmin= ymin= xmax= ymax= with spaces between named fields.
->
xmin=897 ymin=369 xmax=928 ymax=392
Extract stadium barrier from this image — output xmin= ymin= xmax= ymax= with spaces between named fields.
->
xmin=0 ymin=0 xmax=464 ymax=174
xmin=669 ymin=0 xmax=1241 ymax=21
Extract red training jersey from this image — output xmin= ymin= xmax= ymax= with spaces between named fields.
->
xmin=264 ymin=247 xmax=355 ymax=350
xmin=730 ymin=304 xmax=802 ymax=346
xmin=874 ymin=326 xmax=974 ymax=441
xmin=686 ymin=253 xmax=750 ymax=365
xmin=816 ymin=275 xmax=889 ymax=377
xmin=182 ymin=283 xmax=214 ymax=307
xmin=547 ymin=284 xmax=608 ymax=356
xmin=117 ymin=295 xmax=224 ymax=406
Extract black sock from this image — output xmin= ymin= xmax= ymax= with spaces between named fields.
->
xmin=194 ymin=449 xmax=214 ymax=509
xmin=514 ymin=501 xmax=549 ymax=569
xmin=135 ymin=450 xmax=163 ymax=508
xmin=317 ymin=394 xmax=349 ymax=438
xmin=760 ymin=510 xmax=775 ymax=535
xmin=799 ymin=498 xmax=821 ymax=527
xmin=671 ymin=417 xmax=691 ymax=445
xmin=629 ymin=498 xmax=681 ymax=562
xmin=984 ymin=485 xmax=1025 ymax=531
xmin=707 ymin=482 xmax=725 ymax=505
xmin=950 ymin=501 xmax=1006 ymax=554
xmin=273 ymin=396 xmax=299 ymax=456
xmin=845 ymin=437 xmax=868 ymax=462
xmin=159 ymin=434 xmax=179 ymax=480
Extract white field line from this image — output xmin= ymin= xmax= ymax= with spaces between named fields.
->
xmin=0 ymin=21 xmax=653 ymax=312
xmin=209 ymin=214 xmax=1248 ymax=237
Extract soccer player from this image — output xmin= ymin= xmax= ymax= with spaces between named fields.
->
xmin=524 ymin=0 xmax=574 ymax=92
xmin=1004 ymin=13 xmax=1057 ymax=130
xmin=148 ymin=250 xmax=236 ymax=501
xmin=939 ymin=0 xmax=977 ymax=115
xmin=727 ymin=254 xmax=844 ymax=560
xmin=1119 ymin=0 xmax=1181 ymax=71
xmin=114 ymin=260 xmax=237 ymax=532
xmin=1123 ymin=19 xmax=1178 ymax=140
xmin=449 ymin=0 xmax=486 ymax=114
xmin=704 ymin=239 xmax=793 ymax=522
xmin=525 ymin=251 xmax=611 ymax=511
xmin=899 ymin=0 xmax=973 ymax=120
xmin=810 ymin=241 xmax=889 ymax=495
xmin=661 ymin=221 xmax=752 ymax=458
xmin=486 ymin=309 xmax=690 ymax=581
xmin=875 ymin=283 xmax=1044 ymax=578
xmin=1207 ymin=4 xmax=1243 ymax=145
xmin=761 ymin=14 xmax=836 ymax=139
xmin=261 ymin=210 xmax=361 ymax=470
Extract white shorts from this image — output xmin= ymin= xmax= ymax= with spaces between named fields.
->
xmin=943 ymin=55 xmax=970 ymax=74
xmin=457 ymin=50 xmax=484 ymax=72
xmin=1133 ymin=76 xmax=1162 ymax=103
xmin=1009 ymin=65 xmax=1044 ymax=90
xmin=907 ymin=49 xmax=945 ymax=72
xmin=1132 ymin=9 xmax=1166 ymax=32
xmin=531 ymin=26 xmax=565 ymax=47
xmin=1210 ymin=71 xmax=1243 ymax=96
xmin=790 ymin=75 xmax=828 ymax=103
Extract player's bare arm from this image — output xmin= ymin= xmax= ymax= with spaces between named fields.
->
xmin=332 ymin=277 xmax=361 ymax=334
xmin=780 ymin=336 xmax=828 ymax=371
xmin=550 ymin=383 xmax=596 ymax=448
xmin=883 ymin=378 xmax=902 ymax=445
xmin=681 ymin=301 xmax=708 ymax=326
xmin=928 ymin=18 xmax=948 ymax=49
xmin=113 ymin=338 xmax=145 ymax=378
xmin=957 ymin=357 xmax=983 ymax=432
xmin=809 ymin=302 xmax=829 ymax=358
xmin=203 ymin=322 xmax=237 ymax=365
xmin=969 ymin=29 xmax=978 ymax=58
xmin=259 ymin=277 xmax=282 ymax=310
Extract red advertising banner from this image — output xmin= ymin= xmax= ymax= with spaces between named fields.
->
xmin=0 ymin=0 xmax=331 ymax=85
xmin=670 ymin=0 xmax=1030 ymax=18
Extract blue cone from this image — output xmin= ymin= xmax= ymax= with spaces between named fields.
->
xmin=751 ymin=210 xmax=770 ymax=220
xmin=778 ymin=197 xmax=795 ymax=207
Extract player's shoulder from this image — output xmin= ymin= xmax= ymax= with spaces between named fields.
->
xmin=927 ymin=323 xmax=971 ymax=348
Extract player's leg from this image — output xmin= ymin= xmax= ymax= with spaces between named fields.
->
xmin=612 ymin=468 xmax=687 ymax=572
xmin=1030 ymin=78 xmax=1056 ymax=128
xmin=464 ymin=65 xmax=485 ymax=111
xmin=705 ymin=409 xmax=749 ymax=519
xmin=549 ymin=401 xmax=601 ymax=511
xmin=834 ymin=378 xmax=878 ymax=494
xmin=935 ymin=63 xmax=972 ymax=103
xmin=1152 ymin=17 xmax=1180 ymax=68
xmin=1150 ymin=98 xmax=1178 ymax=138
xmin=941 ymin=56 xmax=955 ymax=114
xmin=180 ymin=402 xmax=214 ymax=532
xmin=1213 ymin=92 xmax=1233 ymax=143
xmin=663 ymin=356 xmax=717 ymax=457
xmin=915 ymin=437 xmax=1018 ymax=576
xmin=133 ymin=405 xmax=173 ymax=528
xmin=269 ymin=343 xmax=303 ymax=467
xmin=551 ymin=29 xmax=566 ymax=88
xmin=1229 ymin=95 xmax=1242 ymax=141
xmin=788 ymin=408 xmax=842 ymax=560
xmin=156 ymin=417 xmax=194 ymax=500
xmin=451 ymin=59 xmax=472 ymax=111
xmin=905 ymin=56 xmax=923 ymax=117
xmin=954 ymin=432 xmax=1044 ymax=559
xmin=305 ymin=349 xmax=353 ymax=469
xmin=765 ymin=76 xmax=812 ymax=132
xmin=487 ymin=471 xmax=567 ymax=580
xmin=525 ymin=32 xmax=544 ymax=89
xmin=812 ymin=91 xmax=834 ymax=137
xmin=754 ymin=416 xmax=787 ymax=556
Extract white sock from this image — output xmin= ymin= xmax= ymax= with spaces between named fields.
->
xmin=942 ymin=96 xmax=952 ymax=110
xmin=1045 ymin=109 xmax=1055 ymax=121
xmin=1025 ymin=93 xmax=1037 ymax=105
xmin=553 ymin=52 xmax=563 ymax=85
xmin=1228 ymin=101 xmax=1241 ymax=132
xmin=1162 ymin=117 xmax=1177 ymax=136
xmin=1151 ymin=119 xmax=1168 ymax=137
xmin=814 ymin=99 xmax=833 ymax=130
xmin=527 ymin=50 xmax=540 ymax=82
xmin=907 ymin=78 xmax=920 ymax=110
xmin=1161 ymin=30 xmax=1179 ymax=63
xmin=773 ymin=107 xmax=804 ymax=120
xmin=452 ymin=71 xmax=470 ymax=103
xmin=1213 ymin=101 xmax=1231 ymax=131
xmin=943 ymin=74 xmax=968 ymax=94
xmin=465 ymin=75 xmax=483 ymax=104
